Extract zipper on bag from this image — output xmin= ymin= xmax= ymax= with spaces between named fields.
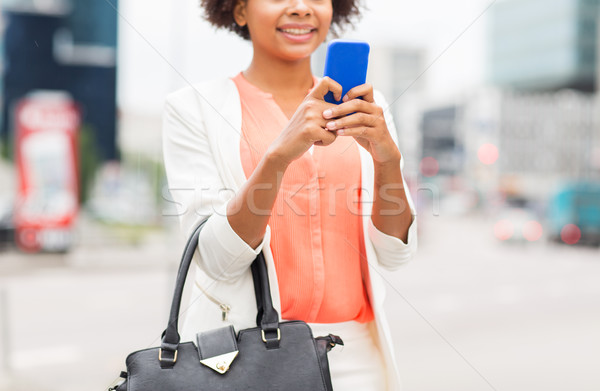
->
xmin=195 ymin=280 xmax=231 ymax=321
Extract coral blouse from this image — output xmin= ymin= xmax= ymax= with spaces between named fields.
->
xmin=233 ymin=72 xmax=374 ymax=324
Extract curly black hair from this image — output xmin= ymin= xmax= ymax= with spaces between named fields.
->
xmin=199 ymin=0 xmax=363 ymax=40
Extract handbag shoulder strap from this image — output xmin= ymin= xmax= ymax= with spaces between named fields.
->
xmin=251 ymin=251 xmax=280 ymax=346
xmin=160 ymin=218 xmax=280 ymax=367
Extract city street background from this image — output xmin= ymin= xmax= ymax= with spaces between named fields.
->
xmin=2 ymin=0 xmax=600 ymax=390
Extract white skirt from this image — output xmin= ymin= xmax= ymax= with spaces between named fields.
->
xmin=287 ymin=319 xmax=388 ymax=391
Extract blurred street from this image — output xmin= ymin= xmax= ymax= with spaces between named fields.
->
xmin=1 ymin=212 xmax=599 ymax=391
xmin=388 ymin=213 xmax=600 ymax=390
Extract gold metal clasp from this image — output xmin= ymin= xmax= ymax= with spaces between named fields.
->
xmin=158 ymin=348 xmax=178 ymax=363
xmin=261 ymin=328 xmax=281 ymax=343
xmin=200 ymin=351 xmax=239 ymax=374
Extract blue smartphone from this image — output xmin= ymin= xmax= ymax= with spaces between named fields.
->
xmin=323 ymin=40 xmax=370 ymax=104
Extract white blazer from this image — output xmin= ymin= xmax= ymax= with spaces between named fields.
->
xmin=162 ymin=78 xmax=418 ymax=390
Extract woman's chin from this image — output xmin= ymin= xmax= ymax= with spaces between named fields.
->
xmin=277 ymin=46 xmax=318 ymax=62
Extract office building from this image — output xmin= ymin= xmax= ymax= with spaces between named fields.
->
xmin=420 ymin=106 xmax=464 ymax=177
xmin=488 ymin=0 xmax=600 ymax=92
xmin=1 ymin=0 xmax=118 ymax=160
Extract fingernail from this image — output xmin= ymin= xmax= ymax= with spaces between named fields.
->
xmin=342 ymin=95 xmax=349 ymax=102
xmin=337 ymin=129 xmax=345 ymax=135
xmin=326 ymin=121 xmax=336 ymax=130
xmin=323 ymin=109 xmax=333 ymax=118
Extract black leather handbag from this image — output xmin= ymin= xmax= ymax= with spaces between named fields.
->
xmin=109 ymin=218 xmax=343 ymax=391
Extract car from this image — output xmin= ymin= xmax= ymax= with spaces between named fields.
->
xmin=493 ymin=196 xmax=544 ymax=243
xmin=547 ymin=182 xmax=600 ymax=246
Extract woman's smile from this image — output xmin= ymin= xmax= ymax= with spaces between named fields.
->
xmin=234 ymin=0 xmax=332 ymax=61
xmin=277 ymin=23 xmax=317 ymax=43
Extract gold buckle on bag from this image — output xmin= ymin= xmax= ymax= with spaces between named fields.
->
xmin=261 ymin=328 xmax=281 ymax=343
xmin=158 ymin=348 xmax=178 ymax=363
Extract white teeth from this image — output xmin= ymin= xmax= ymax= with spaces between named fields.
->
xmin=280 ymin=28 xmax=312 ymax=35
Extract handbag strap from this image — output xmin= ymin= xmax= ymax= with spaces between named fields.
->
xmin=160 ymin=218 xmax=280 ymax=367
xmin=250 ymin=249 xmax=281 ymax=349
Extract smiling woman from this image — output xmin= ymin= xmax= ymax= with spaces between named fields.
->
xmin=161 ymin=0 xmax=418 ymax=390
xmin=231 ymin=0 xmax=333 ymax=64
xmin=201 ymin=0 xmax=361 ymax=40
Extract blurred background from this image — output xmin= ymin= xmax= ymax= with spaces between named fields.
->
xmin=0 ymin=0 xmax=599 ymax=389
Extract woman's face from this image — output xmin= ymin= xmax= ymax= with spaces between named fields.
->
xmin=235 ymin=0 xmax=333 ymax=62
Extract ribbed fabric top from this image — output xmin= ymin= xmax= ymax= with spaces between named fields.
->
xmin=233 ymin=72 xmax=374 ymax=323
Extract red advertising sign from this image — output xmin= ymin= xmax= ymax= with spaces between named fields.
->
xmin=14 ymin=91 xmax=79 ymax=252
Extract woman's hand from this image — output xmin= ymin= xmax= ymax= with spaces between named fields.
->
xmin=266 ymin=77 xmax=342 ymax=167
xmin=321 ymin=84 xmax=401 ymax=165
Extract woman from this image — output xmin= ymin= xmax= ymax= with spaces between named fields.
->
xmin=162 ymin=0 xmax=418 ymax=389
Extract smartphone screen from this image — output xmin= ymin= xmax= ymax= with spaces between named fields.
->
xmin=323 ymin=40 xmax=370 ymax=104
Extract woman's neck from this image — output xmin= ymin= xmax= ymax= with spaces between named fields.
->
xmin=243 ymin=55 xmax=314 ymax=98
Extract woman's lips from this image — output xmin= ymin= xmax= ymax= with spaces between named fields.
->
xmin=277 ymin=27 xmax=316 ymax=43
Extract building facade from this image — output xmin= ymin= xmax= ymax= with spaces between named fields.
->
xmin=1 ymin=0 xmax=118 ymax=160
xmin=488 ymin=0 xmax=600 ymax=92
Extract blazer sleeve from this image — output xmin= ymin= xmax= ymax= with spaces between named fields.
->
xmin=162 ymin=89 xmax=269 ymax=281
xmin=369 ymin=90 xmax=418 ymax=270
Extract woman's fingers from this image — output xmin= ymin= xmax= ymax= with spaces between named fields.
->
xmin=323 ymin=98 xmax=377 ymax=119
xmin=308 ymin=77 xmax=343 ymax=101
xmin=317 ymin=126 xmax=337 ymax=146
xmin=325 ymin=112 xmax=382 ymax=132
xmin=343 ymin=83 xmax=374 ymax=103
xmin=335 ymin=126 xmax=370 ymax=137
